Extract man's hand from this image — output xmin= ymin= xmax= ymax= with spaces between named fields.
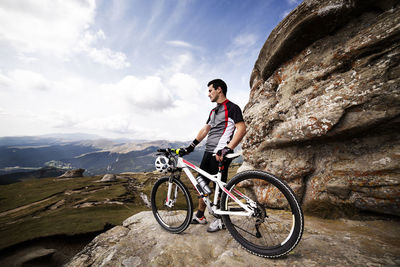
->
xmin=178 ymin=139 xmax=200 ymax=156
xmin=216 ymin=146 xmax=233 ymax=162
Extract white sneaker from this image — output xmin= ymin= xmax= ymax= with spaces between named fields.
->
xmin=207 ymin=219 xmax=225 ymax=232
xmin=191 ymin=216 xmax=208 ymax=224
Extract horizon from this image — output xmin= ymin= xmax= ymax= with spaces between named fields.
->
xmin=0 ymin=0 xmax=301 ymax=141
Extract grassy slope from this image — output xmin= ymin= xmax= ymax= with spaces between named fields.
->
xmin=0 ymin=175 xmax=153 ymax=250
xmin=0 ymin=164 xmax=240 ymax=250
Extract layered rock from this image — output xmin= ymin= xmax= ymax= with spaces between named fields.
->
xmin=58 ymin=168 xmax=85 ymax=178
xmin=242 ymin=0 xmax=400 ymax=216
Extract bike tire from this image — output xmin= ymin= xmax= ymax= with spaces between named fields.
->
xmin=151 ymin=176 xmax=193 ymax=234
xmin=220 ymin=170 xmax=303 ymax=258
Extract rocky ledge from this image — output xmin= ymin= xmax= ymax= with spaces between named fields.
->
xmin=66 ymin=211 xmax=400 ymax=266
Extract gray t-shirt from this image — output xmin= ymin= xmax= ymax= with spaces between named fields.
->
xmin=205 ymin=99 xmax=244 ymax=153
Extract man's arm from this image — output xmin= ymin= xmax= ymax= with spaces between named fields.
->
xmin=195 ymin=124 xmax=211 ymax=142
xmin=227 ymin=121 xmax=246 ymax=150
xmin=216 ymin=121 xmax=246 ymax=161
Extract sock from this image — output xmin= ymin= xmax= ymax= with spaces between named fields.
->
xmin=196 ymin=210 xmax=204 ymax=218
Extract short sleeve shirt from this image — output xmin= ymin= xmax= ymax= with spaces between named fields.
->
xmin=205 ymin=99 xmax=244 ymax=153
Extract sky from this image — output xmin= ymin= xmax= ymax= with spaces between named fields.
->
xmin=0 ymin=0 xmax=301 ymax=141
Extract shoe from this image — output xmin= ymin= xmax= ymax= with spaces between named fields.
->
xmin=191 ymin=216 xmax=207 ymax=224
xmin=207 ymin=219 xmax=225 ymax=232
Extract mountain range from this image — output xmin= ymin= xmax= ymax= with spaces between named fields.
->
xmin=0 ymin=134 xmax=242 ymax=184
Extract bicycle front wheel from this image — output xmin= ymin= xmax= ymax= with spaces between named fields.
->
xmin=151 ymin=177 xmax=193 ymax=233
xmin=220 ymin=170 xmax=303 ymax=258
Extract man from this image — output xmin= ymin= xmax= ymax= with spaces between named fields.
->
xmin=180 ymin=79 xmax=246 ymax=232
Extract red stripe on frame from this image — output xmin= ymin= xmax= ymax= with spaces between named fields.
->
xmin=182 ymin=159 xmax=196 ymax=169
xmin=223 ymin=187 xmax=237 ymax=201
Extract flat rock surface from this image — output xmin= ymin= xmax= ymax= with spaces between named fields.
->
xmin=67 ymin=211 xmax=400 ymax=266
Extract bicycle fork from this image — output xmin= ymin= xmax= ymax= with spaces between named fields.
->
xmin=165 ymin=181 xmax=178 ymax=208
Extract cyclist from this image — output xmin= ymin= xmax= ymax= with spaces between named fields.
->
xmin=179 ymin=79 xmax=246 ymax=232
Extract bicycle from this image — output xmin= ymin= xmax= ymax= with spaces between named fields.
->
xmin=151 ymin=148 xmax=303 ymax=258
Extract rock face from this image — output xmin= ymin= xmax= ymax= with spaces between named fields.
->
xmin=242 ymin=0 xmax=400 ymax=216
xmin=66 ymin=211 xmax=400 ymax=266
xmin=58 ymin=168 xmax=85 ymax=178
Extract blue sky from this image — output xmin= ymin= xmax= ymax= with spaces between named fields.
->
xmin=0 ymin=0 xmax=300 ymax=141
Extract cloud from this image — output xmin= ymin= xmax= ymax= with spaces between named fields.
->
xmin=0 ymin=0 xmax=130 ymax=69
xmin=102 ymin=75 xmax=174 ymax=111
xmin=0 ymin=0 xmax=95 ymax=56
xmin=0 ymin=107 xmax=8 ymax=117
xmin=233 ymin=34 xmax=257 ymax=47
xmin=166 ymin=40 xmax=193 ymax=48
xmin=226 ymin=33 xmax=258 ymax=61
xmin=7 ymin=69 xmax=51 ymax=91
xmin=168 ymin=72 xmax=201 ymax=100
xmin=166 ymin=40 xmax=202 ymax=51
xmin=286 ymin=0 xmax=300 ymax=5
xmin=78 ymin=30 xmax=131 ymax=69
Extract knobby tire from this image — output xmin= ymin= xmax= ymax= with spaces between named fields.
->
xmin=220 ymin=170 xmax=304 ymax=258
xmin=151 ymin=177 xmax=193 ymax=234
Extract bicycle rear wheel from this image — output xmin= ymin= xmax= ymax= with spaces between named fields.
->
xmin=151 ymin=177 xmax=193 ymax=233
xmin=220 ymin=170 xmax=303 ymax=258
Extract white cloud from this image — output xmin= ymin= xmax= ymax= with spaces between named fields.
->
xmin=102 ymin=75 xmax=174 ymax=111
xmin=226 ymin=33 xmax=258 ymax=61
xmin=7 ymin=69 xmax=51 ymax=91
xmin=87 ymin=48 xmax=131 ymax=69
xmin=168 ymin=73 xmax=201 ymax=100
xmin=166 ymin=40 xmax=193 ymax=48
xmin=0 ymin=0 xmax=130 ymax=69
xmin=233 ymin=34 xmax=257 ymax=47
xmin=0 ymin=0 xmax=95 ymax=57
xmin=78 ymin=30 xmax=131 ymax=69
xmin=286 ymin=0 xmax=300 ymax=5
xmin=0 ymin=107 xmax=8 ymax=117
xmin=166 ymin=40 xmax=202 ymax=51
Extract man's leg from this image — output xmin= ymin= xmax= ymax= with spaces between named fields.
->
xmin=191 ymin=152 xmax=217 ymax=224
xmin=207 ymin=158 xmax=232 ymax=232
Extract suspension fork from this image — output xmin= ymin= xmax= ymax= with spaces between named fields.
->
xmin=165 ymin=174 xmax=179 ymax=208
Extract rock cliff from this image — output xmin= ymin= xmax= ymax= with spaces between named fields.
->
xmin=66 ymin=211 xmax=400 ymax=266
xmin=242 ymin=0 xmax=400 ymax=216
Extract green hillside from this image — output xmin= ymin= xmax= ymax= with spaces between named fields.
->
xmin=0 ymin=173 xmax=156 ymax=250
xmin=0 ymin=164 xmax=240 ymax=250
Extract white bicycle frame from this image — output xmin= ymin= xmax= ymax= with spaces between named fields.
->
xmin=166 ymin=153 xmax=258 ymax=217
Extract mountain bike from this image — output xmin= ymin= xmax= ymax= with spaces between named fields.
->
xmin=151 ymin=148 xmax=303 ymax=258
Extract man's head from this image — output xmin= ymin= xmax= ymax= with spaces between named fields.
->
xmin=207 ymin=79 xmax=227 ymax=103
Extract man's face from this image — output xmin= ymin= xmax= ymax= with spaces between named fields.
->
xmin=208 ymin=85 xmax=219 ymax=102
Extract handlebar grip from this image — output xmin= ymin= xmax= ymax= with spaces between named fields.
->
xmin=157 ymin=148 xmax=168 ymax=153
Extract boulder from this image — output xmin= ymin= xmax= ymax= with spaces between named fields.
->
xmin=100 ymin=174 xmax=117 ymax=182
xmin=66 ymin=211 xmax=400 ymax=266
xmin=242 ymin=0 xmax=400 ymax=216
xmin=58 ymin=169 xmax=85 ymax=178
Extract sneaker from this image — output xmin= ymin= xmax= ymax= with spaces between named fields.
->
xmin=191 ymin=216 xmax=207 ymax=224
xmin=207 ymin=219 xmax=225 ymax=232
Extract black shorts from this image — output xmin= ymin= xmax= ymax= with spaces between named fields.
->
xmin=199 ymin=151 xmax=232 ymax=185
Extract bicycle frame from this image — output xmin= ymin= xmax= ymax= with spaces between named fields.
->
xmin=166 ymin=155 xmax=257 ymax=217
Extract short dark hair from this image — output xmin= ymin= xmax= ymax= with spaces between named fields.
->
xmin=208 ymin=79 xmax=227 ymax=96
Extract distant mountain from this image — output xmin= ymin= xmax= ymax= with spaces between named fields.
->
xmin=0 ymin=134 xmax=242 ymax=184
xmin=0 ymin=135 xmax=214 ymax=183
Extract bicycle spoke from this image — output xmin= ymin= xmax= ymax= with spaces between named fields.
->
xmin=221 ymin=171 xmax=303 ymax=257
xmin=151 ymin=177 xmax=192 ymax=233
